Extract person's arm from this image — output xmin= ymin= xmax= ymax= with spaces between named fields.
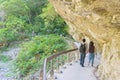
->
xmin=74 ymin=42 xmax=82 ymax=52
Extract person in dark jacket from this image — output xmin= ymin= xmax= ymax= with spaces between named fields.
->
xmin=79 ymin=38 xmax=86 ymax=67
xmin=88 ymin=41 xmax=95 ymax=66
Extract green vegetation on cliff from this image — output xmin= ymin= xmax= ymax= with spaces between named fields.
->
xmin=16 ymin=35 xmax=68 ymax=75
xmin=0 ymin=0 xmax=70 ymax=76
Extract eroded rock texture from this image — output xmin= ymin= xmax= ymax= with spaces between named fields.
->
xmin=49 ymin=0 xmax=120 ymax=80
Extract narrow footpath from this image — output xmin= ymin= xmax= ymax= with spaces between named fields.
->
xmin=54 ymin=53 xmax=101 ymax=80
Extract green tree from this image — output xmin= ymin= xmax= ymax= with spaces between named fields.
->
xmin=15 ymin=35 xmax=67 ymax=75
xmin=40 ymin=3 xmax=68 ymax=35
xmin=0 ymin=0 xmax=48 ymax=42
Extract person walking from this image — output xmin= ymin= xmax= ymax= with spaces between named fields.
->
xmin=79 ymin=38 xmax=86 ymax=67
xmin=88 ymin=41 xmax=95 ymax=67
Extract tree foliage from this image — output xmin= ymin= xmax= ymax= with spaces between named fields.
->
xmin=0 ymin=0 xmax=70 ymax=76
xmin=15 ymin=35 xmax=67 ymax=75
xmin=40 ymin=3 xmax=68 ymax=35
xmin=0 ymin=0 xmax=68 ymax=43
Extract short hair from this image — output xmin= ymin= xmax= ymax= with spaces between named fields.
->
xmin=82 ymin=38 xmax=86 ymax=42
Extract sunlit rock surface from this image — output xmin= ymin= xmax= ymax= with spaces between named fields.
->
xmin=49 ymin=0 xmax=120 ymax=80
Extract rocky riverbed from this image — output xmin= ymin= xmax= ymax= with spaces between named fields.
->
xmin=0 ymin=48 xmax=20 ymax=80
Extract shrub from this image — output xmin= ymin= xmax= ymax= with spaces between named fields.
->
xmin=0 ymin=54 xmax=11 ymax=62
xmin=15 ymin=35 xmax=68 ymax=75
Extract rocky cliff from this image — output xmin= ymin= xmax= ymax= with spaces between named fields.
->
xmin=49 ymin=0 xmax=120 ymax=80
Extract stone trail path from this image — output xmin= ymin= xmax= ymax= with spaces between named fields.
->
xmin=54 ymin=53 xmax=101 ymax=80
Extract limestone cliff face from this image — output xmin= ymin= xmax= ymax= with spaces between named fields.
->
xmin=49 ymin=0 xmax=120 ymax=80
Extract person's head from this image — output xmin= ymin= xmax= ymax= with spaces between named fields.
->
xmin=82 ymin=38 xmax=86 ymax=43
xmin=89 ymin=41 xmax=94 ymax=46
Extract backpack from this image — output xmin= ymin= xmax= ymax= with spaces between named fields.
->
xmin=79 ymin=43 xmax=86 ymax=53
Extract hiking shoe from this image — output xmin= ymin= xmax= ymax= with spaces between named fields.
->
xmin=82 ymin=65 xmax=84 ymax=67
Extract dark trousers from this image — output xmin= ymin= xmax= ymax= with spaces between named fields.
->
xmin=80 ymin=53 xmax=86 ymax=66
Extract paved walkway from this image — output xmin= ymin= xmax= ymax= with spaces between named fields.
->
xmin=54 ymin=54 xmax=101 ymax=80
